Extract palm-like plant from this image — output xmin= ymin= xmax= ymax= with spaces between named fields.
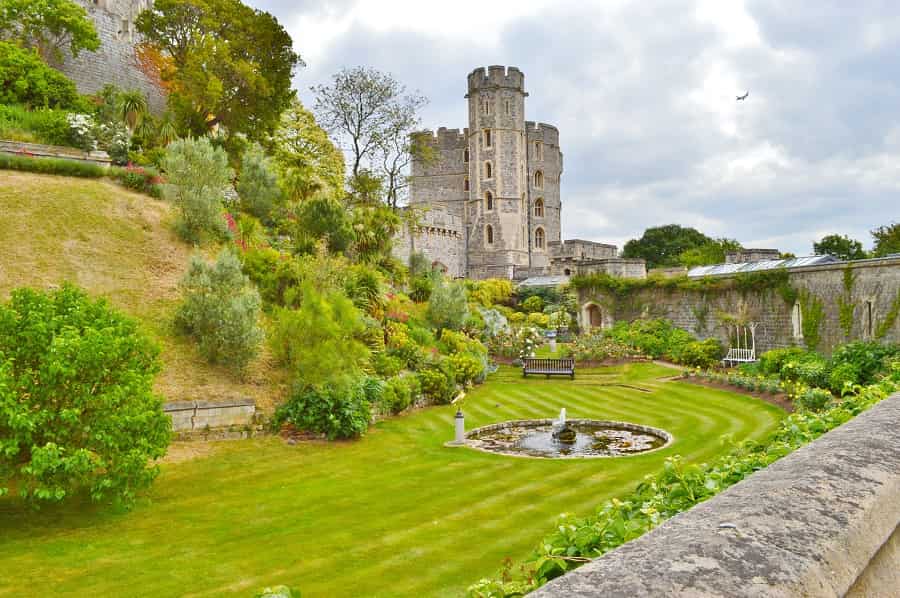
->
xmin=119 ymin=91 xmax=148 ymax=131
xmin=157 ymin=114 xmax=179 ymax=147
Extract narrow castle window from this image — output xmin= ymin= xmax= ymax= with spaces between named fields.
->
xmin=482 ymin=97 xmax=491 ymax=115
xmin=486 ymin=225 xmax=494 ymax=245
xmin=484 ymin=129 xmax=492 ymax=148
xmin=534 ymin=170 xmax=543 ymax=189
xmin=485 ymin=191 xmax=493 ymax=211
xmin=464 ymin=148 xmax=469 ymax=163
xmin=534 ymin=227 xmax=545 ymax=249
xmin=463 ymin=177 xmax=469 ymax=191
xmin=484 ymin=161 xmax=492 ymax=179
xmin=866 ymin=301 xmax=874 ymax=337
xmin=534 ymin=141 xmax=543 ymax=160
xmin=505 ymin=100 xmax=511 ymax=115
xmin=534 ymin=198 xmax=544 ymax=218
xmin=792 ymin=302 xmax=803 ymax=339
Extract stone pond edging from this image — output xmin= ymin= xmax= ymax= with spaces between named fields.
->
xmin=532 ymin=392 xmax=900 ymax=597
xmin=459 ymin=418 xmax=674 ymax=459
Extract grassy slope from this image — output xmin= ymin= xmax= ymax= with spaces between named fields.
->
xmin=0 ymin=364 xmax=784 ymax=597
xmin=0 ymin=171 xmax=287 ymax=410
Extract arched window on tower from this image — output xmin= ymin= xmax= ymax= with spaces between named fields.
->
xmin=484 ymin=161 xmax=492 ymax=179
xmin=485 ymin=191 xmax=493 ymax=211
xmin=534 ymin=198 xmax=544 ymax=218
xmin=463 ymin=177 xmax=469 ymax=191
xmin=483 ymin=129 xmax=492 ymax=148
xmin=486 ymin=225 xmax=494 ymax=245
xmin=534 ymin=170 xmax=544 ymax=189
xmin=534 ymin=227 xmax=545 ymax=249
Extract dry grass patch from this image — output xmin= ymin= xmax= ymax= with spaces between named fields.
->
xmin=0 ymin=171 xmax=287 ymax=410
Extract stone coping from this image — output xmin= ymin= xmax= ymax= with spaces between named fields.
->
xmin=533 ymin=392 xmax=900 ymax=596
xmin=0 ymin=139 xmax=112 ymax=165
xmin=163 ymin=398 xmax=256 ymax=412
xmin=457 ymin=418 xmax=673 ymax=459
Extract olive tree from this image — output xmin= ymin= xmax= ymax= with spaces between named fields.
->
xmin=0 ymin=285 xmax=170 ymax=506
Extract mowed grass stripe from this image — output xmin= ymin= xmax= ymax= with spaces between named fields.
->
xmin=0 ymin=364 xmax=785 ymax=597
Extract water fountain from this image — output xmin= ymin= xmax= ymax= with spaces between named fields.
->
xmin=551 ymin=408 xmax=577 ymax=444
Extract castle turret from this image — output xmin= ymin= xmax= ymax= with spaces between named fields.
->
xmin=465 ymin=66 xmax=530 ymax=279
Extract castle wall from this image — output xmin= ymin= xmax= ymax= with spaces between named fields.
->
xmin=392 ymin=210 xmax=466 ymax=278
xmin=576 ymin=256 xmax=900 ymax=354
xmin=409 ymin=128 xmax=468 ymax=220
xmin=55 ymin=1 xmax=166 ymax=113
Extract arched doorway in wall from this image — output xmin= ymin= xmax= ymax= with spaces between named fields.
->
xmin=432 ymin=261 xmax=448 ymax=275
xmin=582 ymin=303 xmax=604 ymax=332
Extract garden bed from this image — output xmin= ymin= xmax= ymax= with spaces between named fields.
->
xmin=678 ymin=375 xmax=795 ymax=412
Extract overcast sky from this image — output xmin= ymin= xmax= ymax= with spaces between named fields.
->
xmin=246 ymin=0 xmax=899 ymax=255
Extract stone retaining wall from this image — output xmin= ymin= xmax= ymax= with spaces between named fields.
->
xmin=534 ymin=392 xmax=900 ymax=597
xmin=0 ymin=140 xmax=112 ymax=166
xmin=164 ymin=399 xmax=259 ymax=440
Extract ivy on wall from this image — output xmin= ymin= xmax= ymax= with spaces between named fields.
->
xmin=838 ymin=266 xmax=856 ymax=339
xmin=570 ymin=269 xmax=793 ymax=299
xmin=875 ymin=289 xmax=900 ymax=339
xmin=799 ymin=289 xmax=825 ymax=351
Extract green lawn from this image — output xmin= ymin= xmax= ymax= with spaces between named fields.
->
xmin=0 ymin=363 xmax=784 ymax=597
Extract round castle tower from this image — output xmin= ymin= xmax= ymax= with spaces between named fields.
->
xmin=465 ymin=66 xmax=531 ymax=278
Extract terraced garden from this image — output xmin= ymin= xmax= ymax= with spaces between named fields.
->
xmin=0 ymin=363 xmax=784 ymax=597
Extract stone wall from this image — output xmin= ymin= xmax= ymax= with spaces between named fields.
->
xmin=534 ymin=392 xmax=900 ymax=597
xmin=0 ymin=140 xmax=111 ymax=166
xmin=392 ymin=209 xmax=466 ymax=278
xmin=54 ymin=1 xmax=166 ymax=113
xmin=164 ymin=398 xmax=256 ymax=435
xmin=577 ymin=256 xmax=900 ymax=353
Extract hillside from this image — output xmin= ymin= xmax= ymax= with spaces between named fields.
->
xmin=0 ymin=171 xmax=287 ymax=410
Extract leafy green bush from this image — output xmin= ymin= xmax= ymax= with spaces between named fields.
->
xmin=673 ymin=338 xmax=723 ymax=368
xmin=605 ymin=319 xmax=693 ymax=360
xmin=0 ymin=285 xmax=170 ymax=506
xmin=0 ymin=152 xmax=104 ymax=177
xmin=417 ymin=363 xmax=458 ymax=404
xmin=0 ymin=41 xmax=82 ymax=109
xmin=427 ymin=276 xmax=469 ymax=332
xmin=0 ymin=103 xmax=72 ymax=145
xmin=269 ymin=283 xmax=370 ymax=388
xmin=409 ymin=276 xmax=433 ymax=303
xmin=238 ymin=143 xmax=282 ymax=222
xmin=274 ymin=377 xmax=378 ymax=440
xmin=161 ymin=137 xmax=234 ymax=242
xmin=795 ymin=388 xmax=833 ymax=412
xmin=379 ymin=375 xmax=420 ymax=415
xmin=372 ymin=352 xmax=404 ymax=378
xmin=521 ymin=295 xmax=544 ymax=313
xmin=758 ymin=347 xmax=808 ymax=376
xmin=447 ymin=352 xmax=484 ymax=386
xmin=175 ymin=250 xmax=264 ymax=372
xmin=829 ymin=341 xmax=899 ymax=387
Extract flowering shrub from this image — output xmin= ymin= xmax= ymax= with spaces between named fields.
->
xmin=567 ymin=334 xmax=644 ymax=362
xmin=516 ymin=326 xmax=543 ymax=360
xmin=417 ymin=363 xmax=457 ymax=404
xmin=66 ymin=113 xmax=97 ymax=151
xmin=685 ymin=369 xmax=784 ymax=395
xmin=109 ymin=163 xmax=164 ymax=197
xmin=447 ymin=352 xmax=485 ymax=386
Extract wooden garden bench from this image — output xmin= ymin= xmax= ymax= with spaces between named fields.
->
xmin=523 ymin=358 xmax=575 ymax=379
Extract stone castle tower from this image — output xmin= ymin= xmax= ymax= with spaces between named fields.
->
xmin=54 ymin=1 xmax=166 ymax=112
xmin=402 ymin=66 xmax=564 ymax=279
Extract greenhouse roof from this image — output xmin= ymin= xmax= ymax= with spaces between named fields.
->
xmin=517 ymin=275 xmax=570 ymax=288
xmin=687 ymin=255 xmax=841 ymax=278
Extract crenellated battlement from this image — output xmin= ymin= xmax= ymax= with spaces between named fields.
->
xmin=525 ymin=121 xmax=560 ymax=144
xmin=467 ymin=65 xmax=526 ymax=94
xmin=414 ymin=127 xmax=468 ymax=149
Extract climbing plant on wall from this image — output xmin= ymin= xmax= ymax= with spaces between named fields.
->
xmin=838 ymin=266 xmax=856 ymax=340
xmin=875 ymin=290 xmax=900 ymax=339
xmin=799 ymin=289 xmax=825 ymax=350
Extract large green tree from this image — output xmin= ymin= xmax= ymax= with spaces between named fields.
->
xmin=871 ymin=223 xmax=900 ymax=257
xmin=272 ymin=100 xmax=346 ymax=202
xmin=813 ymin=234 xmax=868 ymax=261
xmin=622 ymin=224 xmax=713 ymax=269
xmin=678 ymin=238 xmax=743 ymax=268
xmin=0 ymin=0 xmax=99 ymax=60
xmin=136 ymin=0 xmax=300 ymax=141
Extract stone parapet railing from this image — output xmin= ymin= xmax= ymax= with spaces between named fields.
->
xmin=164 ymin=398 xmax=259 ymax=440
xmin=534 ymin=392 xmax=900 ymax=597
xmin=0 ymin=139 xmax=112 ymax=166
